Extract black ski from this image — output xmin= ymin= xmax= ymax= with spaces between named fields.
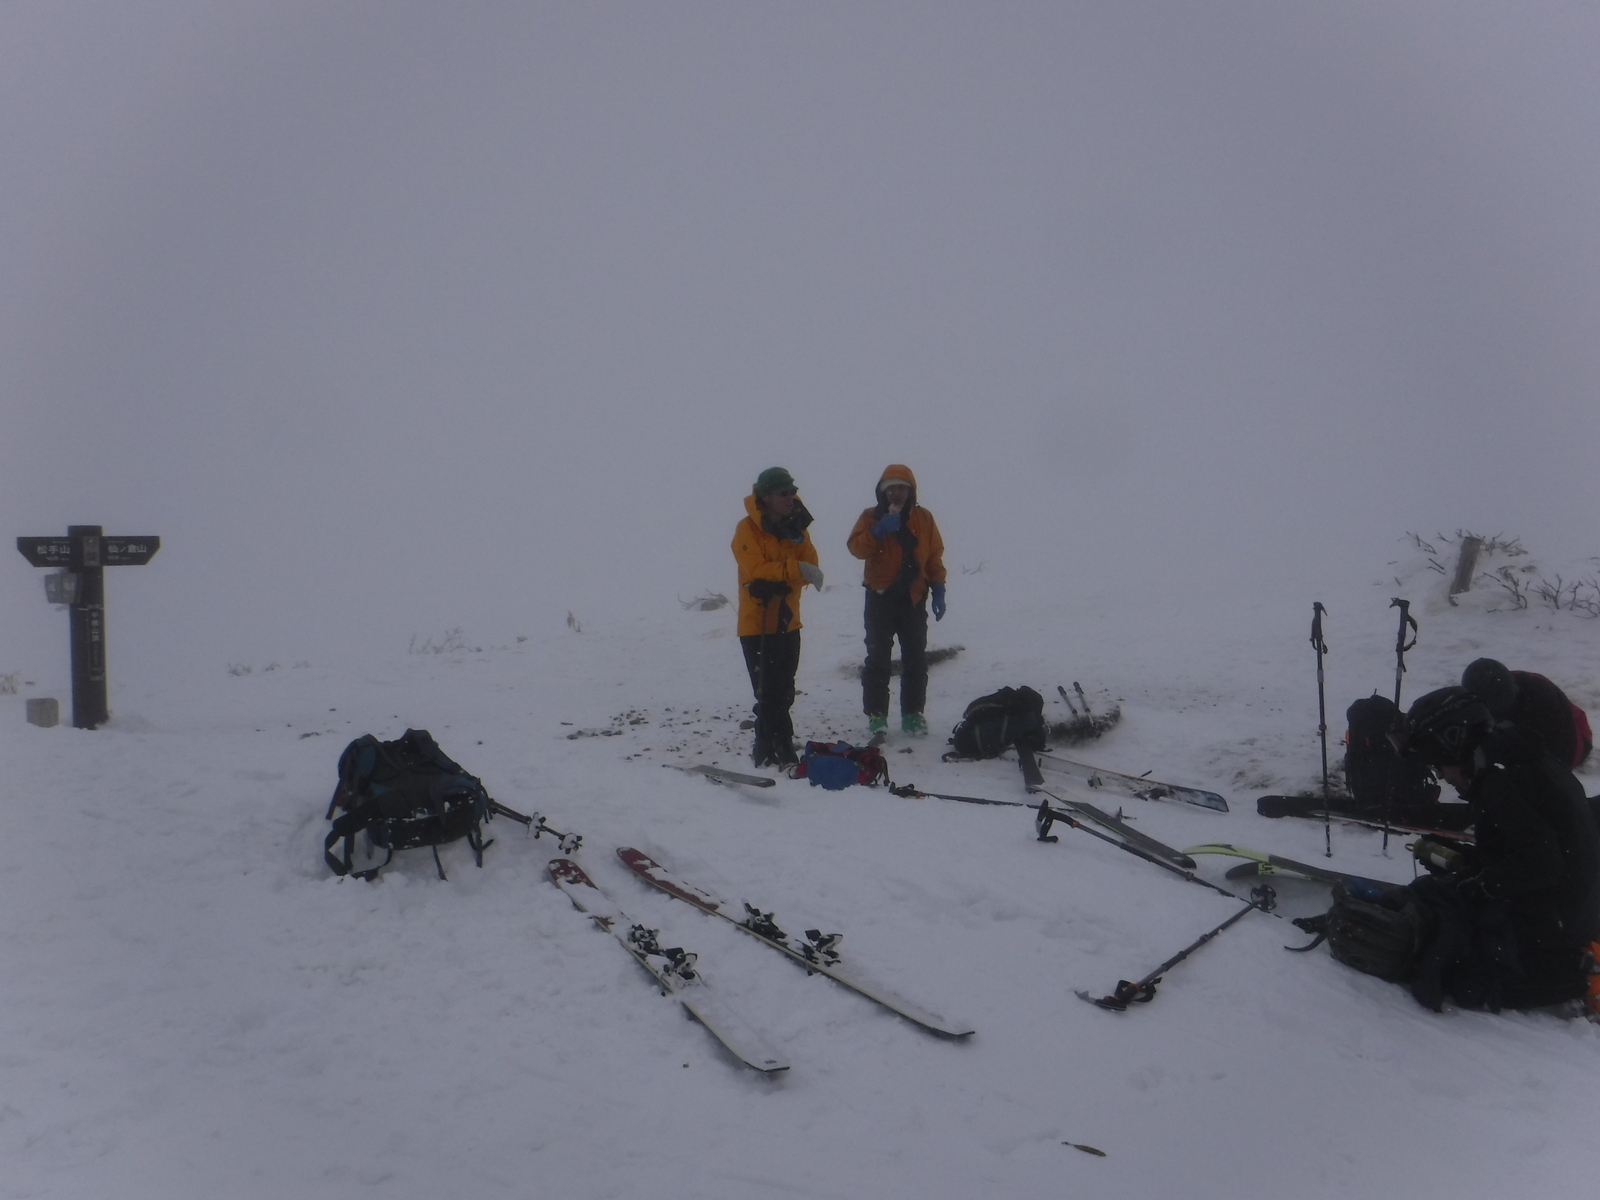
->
xmin=673 ymin=763 xmax=777 ymax=788
xmin=1183 ymin=843 xmax=1399 ymax=891
xmin=1255 ymin=794 xmax=1474 ymax=838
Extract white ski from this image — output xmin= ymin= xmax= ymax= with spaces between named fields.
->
xmin=547 ymin=858 xmax=789 ymax=1074
xmin=617 ymin=847 xmax=974 ymax=1039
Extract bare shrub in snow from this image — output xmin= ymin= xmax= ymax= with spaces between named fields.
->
xmin=1482 ymin=567 xmax=1530 ymax=610
xmin=680 ymin=592 xmax=729 ymax=611
xmin=409 ymin=628 xmax=470 ymax=654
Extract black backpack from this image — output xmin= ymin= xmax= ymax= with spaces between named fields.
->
xmin=1344 ymin=695 xmax=1440 ymax=818
xmin=324 ymin=729 xmax=529 ymax=881
xmin=947 ymin=686 xmax=1048 ymax=759
xmin=1294 ymin=880 xmax=1437 ymax=982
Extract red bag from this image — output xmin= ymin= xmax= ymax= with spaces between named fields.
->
xmin=791 ymin=741 xmax=889 ymax=789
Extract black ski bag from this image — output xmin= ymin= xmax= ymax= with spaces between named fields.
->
xmin=948 ymin=686 xmax=1048 ymax=759
xmin=325 ymin=729 xmax=510 ymax=881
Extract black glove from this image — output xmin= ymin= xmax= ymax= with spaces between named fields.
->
xmin=747 ymin=579 xmax=792 ymax=601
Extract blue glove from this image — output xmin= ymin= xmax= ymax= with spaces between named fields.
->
xmin=869 ymin=512 xmax=901 ymax=539
xmin=930 ymin=583 xmax=946 ymax=621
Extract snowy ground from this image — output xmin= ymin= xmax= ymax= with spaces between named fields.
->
xmin=5 ymin=538 xmax=1600 ymax=1200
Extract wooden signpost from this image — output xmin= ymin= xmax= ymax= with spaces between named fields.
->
xmin=16 ymin=525 xmax=159 ymax=729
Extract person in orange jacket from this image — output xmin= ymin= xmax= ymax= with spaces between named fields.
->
xmin=732 ymin=467 xmax=823 ymax=768
xmin=846 ymin=464 xmax=946 ymax=737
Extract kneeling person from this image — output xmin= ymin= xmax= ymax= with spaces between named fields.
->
xmin=1367 ymin=687 xmax=1600 ymax=1011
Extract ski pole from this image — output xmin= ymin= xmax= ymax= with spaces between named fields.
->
xmin=1386 ymin=598 xmax=1418 ymax=856
xmin=1311 ymin=602 xmax=1331 ymax=858
xmin=1057 ymin=685 xmax=1079 ymax=716
xmin=752 ymin=594 xmax=771 ymax=766
xmin=1073 ymin=682 xmax=1093 ymax=715
xmin=1390 ymin=598 xmax=1417 ymax=709
xmin=1075 ymin=885 xmax=1277 ymax=1010
xmin=889 ymin=783 xmax=1028 ymax=808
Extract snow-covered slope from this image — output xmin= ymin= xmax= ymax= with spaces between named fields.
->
xmin=4 ymin=541 xmax=1599 ymax=1200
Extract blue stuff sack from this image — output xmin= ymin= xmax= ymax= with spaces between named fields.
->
xmin=791 ymin=740 xmax=889 ymax=790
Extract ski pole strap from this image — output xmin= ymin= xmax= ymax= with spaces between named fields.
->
xmin=1391 ymin=597 xmax=1418 ymax=652
xmin=1035 ymin=799 xmax=1060 ymax=842
xmin=1286 ymin=912 xmax=1329 ymax=952
xmin=1091 ymin=978 xmax=1160 ymax=1010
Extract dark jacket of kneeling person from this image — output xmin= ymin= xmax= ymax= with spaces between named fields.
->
xmin=1419 ymin=738 xmax=1600 ymax=1010
xmin=1461 ymin=726 xmax=1600 ymax=961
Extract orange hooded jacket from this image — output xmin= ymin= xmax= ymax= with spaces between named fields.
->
xmin=732 ymin=492 xmax=821 ymax=636
xmin=846 ymin=464 xmax=946 ymax=604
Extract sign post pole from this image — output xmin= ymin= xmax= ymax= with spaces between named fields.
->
xmin=67 ymin=525 xmax=108 ymax=729
xmin=17 ymin=526 xmax=159 ymax=730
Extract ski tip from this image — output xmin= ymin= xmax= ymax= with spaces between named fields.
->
xmin=547 ymin=857 xmax=591 ymax=886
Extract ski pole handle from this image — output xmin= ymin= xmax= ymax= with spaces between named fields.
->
xmin=1390 ymin=597 xmax=1418 ymax=707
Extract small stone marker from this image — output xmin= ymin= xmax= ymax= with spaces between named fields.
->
xmin=25 ymin=698 xmax=60 ymax=728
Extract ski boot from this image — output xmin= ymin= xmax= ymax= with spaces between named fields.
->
xmin=901 ymin=712 xmax=928 ymax=737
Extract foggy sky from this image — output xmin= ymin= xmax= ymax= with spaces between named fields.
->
xmin=4 ymin=1 xmax=1597 ymax=686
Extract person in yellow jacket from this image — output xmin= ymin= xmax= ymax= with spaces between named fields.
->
xmin=847 ymin=464 xmax=946 ymax=737
xmin=732 ymin=467 xmax=823 ymax=768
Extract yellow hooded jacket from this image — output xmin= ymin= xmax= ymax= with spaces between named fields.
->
xmin=732 ymin=492 xmax=821 ymax=637
xmin=846 ymin=464 xmax=946 ymax=604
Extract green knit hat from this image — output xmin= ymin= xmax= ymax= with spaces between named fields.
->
xmin=754 ymin=467 xmax=796 ymax=496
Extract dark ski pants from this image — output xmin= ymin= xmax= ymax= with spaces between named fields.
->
xmin=861 ymin=589 xmax=928 ymax=716
xmin=740 ymin=630 xmax=801 ymax=754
